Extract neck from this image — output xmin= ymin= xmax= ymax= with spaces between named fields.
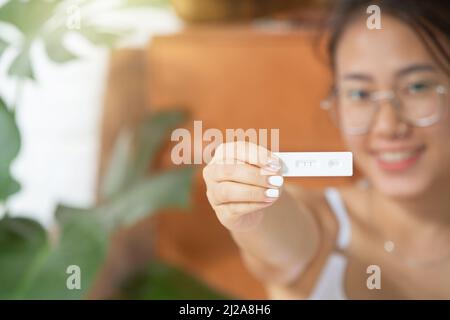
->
xmin=370 ymin=180 xmax=450 ymax=256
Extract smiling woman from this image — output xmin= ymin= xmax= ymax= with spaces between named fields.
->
xmin=331 ymin=5 xmax=450 ymax=198
xmin=203 ymin=0 xmax=450 ymax=299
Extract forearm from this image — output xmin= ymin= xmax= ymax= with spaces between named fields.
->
xmin=230 ymin=185 xmax=320 ymax=285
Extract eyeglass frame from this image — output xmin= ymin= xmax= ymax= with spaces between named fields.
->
xmin=320 ymin=83 xmax=448 ymax=135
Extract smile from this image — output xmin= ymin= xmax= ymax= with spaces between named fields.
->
xmin=373 ymin=146 xmax=425 ymax=172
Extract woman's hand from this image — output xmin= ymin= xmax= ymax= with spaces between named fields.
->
xmin=203 ymin=141 xmax=284 ymax=232
xmin=203 ymin=141 xmax=320 ymax=286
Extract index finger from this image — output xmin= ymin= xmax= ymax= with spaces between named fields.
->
xmin=211 ymin=141 xmax=281 ymax=170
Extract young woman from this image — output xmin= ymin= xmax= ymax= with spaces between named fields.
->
xmin=202 ymin=0 xmax=450 ymax=299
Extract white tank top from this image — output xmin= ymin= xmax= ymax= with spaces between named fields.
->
xmin=308 ymin=187 xmax=351 ymax=300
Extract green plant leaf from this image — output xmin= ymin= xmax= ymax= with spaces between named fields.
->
xmin=20 ymin=210 xmax=108 ymax=299
xmin=0 ymin=216 xmax=48 ymax=299
xmin=8 ymin=48 xmax=35 ymax=80
xmin=44 ymin=27 xmax=78 ymax=64
xmin=99 ymin=129 xmax=134 ymax=200
xmin=0 ymin=97 xmax=21 ymax=200
xmin=133 ymin=110 xmax=187 ymax=178
xmin=54 ymin=205 xmax=92 ymax=225
xmin=120 ymin=260 xmax=230 ymax=300
xmin=100 ymin=110 xmax=187 ymax=199
xmin=7 ymin=167 xmax=193 ymax=299
xmin=0 ymin=37 xmax=8 ymax=55
xmin=0 ymin=0 xmax=61 ymax=37
xmin=0 ymin=172 xmax=21 ymax=201
xmin=78 ymin=26 xmax=128 ymax=48
xmin=0 ymin=109 xmax=195 ymax=299
xmin=0 ymin=0 xmax=61 ymax=35
xmin=99 ymin=167 xmax=194 ymax=231
xmin=0 ymin=97 xmax=20 ymax=168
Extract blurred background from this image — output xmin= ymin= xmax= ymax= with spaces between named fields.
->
xmin=0 ymin=0 xmax=354 ymax=300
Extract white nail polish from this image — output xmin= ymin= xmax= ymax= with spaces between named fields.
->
xmin=265 ymin=160 xmax=281 ymax=171
xmin=268 ymin=175 xmax=284 ymax=187
xmin=265 ymin=188 xmax=279 ymax=198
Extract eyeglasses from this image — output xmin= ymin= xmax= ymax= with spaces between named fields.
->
xmin=321 ymin=81 xmax=448 ymax=135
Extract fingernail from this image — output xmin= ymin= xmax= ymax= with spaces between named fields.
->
xmin=268 ymin=175 xmax=284 ymax=187
xmin=265 ymin=159 xmax=281 ymax=171
xmin=260 ymin=167 xmax=276 ymax=176
xmin=265 ymin=188 xmax=280 ymax=198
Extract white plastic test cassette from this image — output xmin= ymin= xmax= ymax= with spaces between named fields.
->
xmin=272 ymin=152 xmax=353 ymax=177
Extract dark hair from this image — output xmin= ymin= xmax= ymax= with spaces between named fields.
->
xmin=324 ymin=0 xmax=450 ymax=75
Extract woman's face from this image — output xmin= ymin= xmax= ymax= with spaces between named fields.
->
xmin=336 ymin=15 xmax=450 ymax=198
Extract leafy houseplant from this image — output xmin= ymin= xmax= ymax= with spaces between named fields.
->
xmin=0 ymin=0 xmax=227 ymax=299
xmin=0 ymin=108 xmax=227 ymax=299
